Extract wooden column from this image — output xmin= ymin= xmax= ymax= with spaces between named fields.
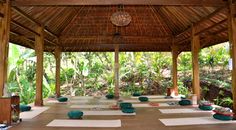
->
xmin=114 ymin=45 xmax=120 ymax=99
xmin=35 ymin=26 xmax=44 ymax=106
xmin=54 ymin=46 xmax=61 ymax=97
xmin=228 ymin=1 xmax=236 ymax=118
xmin=172 ymin=44 xmax=179 ymax=95
xmin=0 ymin=0 xmax=10 ymax=97
xmin=191 ymin=27 xmax=201 ymax=101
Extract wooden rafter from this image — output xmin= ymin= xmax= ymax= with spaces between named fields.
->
xmin=60 ymin=35 xmax=172 ymax=40
xmin=12 ymin=6 xmax=58 ymax=38
xmin=175 ymin=6 xmax=227 ymax=38
xmin=59 ymin=6 xmax=85 ymax=36
xmin=12 ymin=0 xmax=227 ymax=6
xmin=11 ymin=20 xmax=40 ymax=36
xmin=10 ymin=31 xmax=34 ymax=48
xmin=195 ymin=19 xmax=227 ymax=35
xmin=0 ymin=12 xmax=3 ymax=18
xmin=11 ymin=20 xmax=57 ymax=46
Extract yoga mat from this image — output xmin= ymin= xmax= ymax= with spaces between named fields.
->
xmin=82 ymin=110 xmax=135 ymax=115
xmin=159 ymin=108 xmax=213 ymax=114
xmin=70 ymin=96 xmax=94 ymax=99
xmin=133 ymin=103 xmax=170 ymax=107
xmin=46 ymin=100 xmax=68 ymax=104
xmin=123 ymin=98 xmax=180 ymax=103
xmin=131 ymin=95 xmax=166 ymax=99
xmin=70 ymin=104 xmax=110 ymax=108
xmin=160 ymin=117 xmax=236 ymax=126
xmin=70 ymin=99 xmax=116 ymax=103
xmin=47 ymin=119 xmax=121 ymax=127
xmin=20 ymin=106 xmax=49 ymax=119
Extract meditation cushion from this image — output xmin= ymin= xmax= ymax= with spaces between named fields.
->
xmin=122 ymin=107 xmax=135 ymax=113
xmin=199 ymin=105 xmax=213 ymax=111
xmin=105 ymin=94 xmax=114 ymax=99
xmin=138 ymin=96 xmax=149 ymax=102
xmin=68 ymin=110 xmax=84 ymax=119
xmin=213 ymin=114 xmax=233 ymax=121
xmin=132 ymin=92 xmax=141 ymax=97
xmin=57 ymin=97 xmax=68 ymax=102
xmin=20 ymin=105 xmax=31 ymax=112
xmin=178 ymin=99 xmax=192 ymax=106
xmin=120 ymin=102 xmax=132 ymax=109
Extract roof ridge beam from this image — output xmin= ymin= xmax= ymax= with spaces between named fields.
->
xmin=12 ymin=0 xmax=227 ymax=6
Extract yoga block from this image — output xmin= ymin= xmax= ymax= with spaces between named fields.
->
xmin=213 ymin=114 xmax=233 ymax=121
xmin=57 ymin=97 xmax=68 ymax=102
xmin=68 ymin=110 xmax=84 ymax=119
xmin=120 ymin=102 xmax=132 ymax=109
xmin=138 ymin=96 xmax=149 ymax=102
xmin=122 ymin=107 xmax=135 ymax=113
xmin=20 ymin=105 xmax=31 ymax=112
xmin=132 ymin=92 xmax=141 ymax=97
xmin=199 ymin=105 xmax=213 ymax=111
xmin=178 ymin=99 xmax=192 ymax=106
xmin=105 ymin=94 xmax=114 ymax=99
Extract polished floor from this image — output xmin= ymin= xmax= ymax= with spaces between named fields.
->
xmin=10 ymin=97 xmax=236 ymax=130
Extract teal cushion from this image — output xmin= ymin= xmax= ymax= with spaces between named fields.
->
xmin=213 ymin=114 xmax=233 ymax=121
xmin=179 ymin=99 xmax=192 ymax=106
xmin=68 ymin=110 xmax=84 ymax=119
xmin=199 ymin=105 xmax=213 ymax=111
xmin=120 ymin=102 xmax=132 ymax=109
xmin=105 ymin=94 xmax=114 ymax=99
xmin=132 ymin=92 xmax=141 ymax=97
xmin=20 ymin=105 xmax=31 ymax=112
xmin=122 ymin=107 xmax=135 ymax=113
xmin=57 ymin=97 xmax=68 ymax=102
xmin=138 ymin=96 xmax=149 ymax=102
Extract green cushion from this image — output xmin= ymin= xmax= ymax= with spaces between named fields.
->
xmin=57 ymin=97 xmax=68 ymax=102
xmin=120 ymin=102 xmax=132 ymax=109
xmin=199 ymin=105 xmax=213 ymax=111
xmin=132 ymin=92 xmax=141 ymax=97
xmin=105 ymin=94 xmax=114 ymax=99
xmin=20 ymin=105 xmax=31 ymax=112
xmin=179 ymin=99 xmax=192 ymax=106
xmin=122 ymin=107 xmax=135 ymax=113
xmin=138 ymin=96 xmax=149 ymax=102
xmin=213 ymin=114 xmax=233 ymax=121
xmin=68 ymin=110 xmax=84 ymax=119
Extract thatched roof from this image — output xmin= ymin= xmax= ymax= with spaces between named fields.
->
xmin=7 ymin=0 xmax=229 ymax=52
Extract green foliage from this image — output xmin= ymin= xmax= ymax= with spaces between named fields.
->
xmin=214 ymin=97 xmax=233 ymax=108
xmin=7 ymin=42 xmax=232 ymax=104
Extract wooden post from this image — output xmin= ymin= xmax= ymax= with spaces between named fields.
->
xmin=172 ymin=44 xmax=179 ymax=95
xmin=54 ymin=46 xmax=61 ymax=97
xmin=114 ymin=45 xmax=120 ymax=99
xmin=191 ymin=26 xmax=200 ymax=101
xmin=0 ymin=0 xmax=10 ymax=97
xmin=35 ymin=26 xmax=44 ymax=106
xmin=228 ymin=1 xmax=236 ymax=118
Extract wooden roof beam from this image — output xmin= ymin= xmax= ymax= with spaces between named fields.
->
xmin=60 ymin=36 xmax=172 ymax=40
xmin=12 ymin=6 xmax=58 ymax=38
xmin=177 ymin=27 xmax=227 ymax=45
xmin=12 ymin=0 xmax=227 ymax=6
xmin=11 ymin=20 xmax=40 ymax=36
xmin=11 ymin=20 xmax=57 ymax=46
xmin=175 ymin=6 xmax=228 ymax=38
xmin=10 ymin=31 xmax=35 ymax=48
xmin=0 ymin=12 xmax=3 ymax=18
xmin=195 ymin=19 xmax=227 ymax=35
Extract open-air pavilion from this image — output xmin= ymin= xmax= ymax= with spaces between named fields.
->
xmin=1 ymin=0 xmax=236 ymax=129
